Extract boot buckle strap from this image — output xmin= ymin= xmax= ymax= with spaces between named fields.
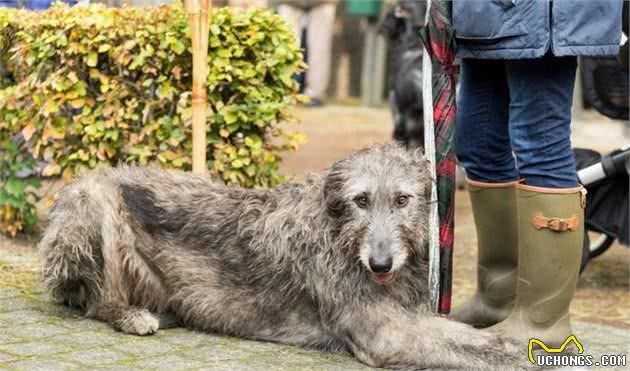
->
xmin=531 ymin=213 xmax=578 ymax=232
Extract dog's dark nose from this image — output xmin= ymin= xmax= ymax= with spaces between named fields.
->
xmin=369 ymin=256 xmax=393 ymax=273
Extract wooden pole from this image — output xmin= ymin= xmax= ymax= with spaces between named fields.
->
xmin=185 ymin=0 xmax=211 ymax=174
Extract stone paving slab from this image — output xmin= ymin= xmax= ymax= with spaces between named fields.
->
xmin=0 ymin=289 xmax=21 ymax=300
xmin=4 ymin=359 xmax=80 ymax=371
xmin=573 ymin=321 xmax=630 ymax=358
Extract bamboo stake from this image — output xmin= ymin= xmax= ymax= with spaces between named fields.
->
xmin=185 ymin=0 xmax=211 ymax=174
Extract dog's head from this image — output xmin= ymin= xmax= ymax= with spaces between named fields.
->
xmin=323 ymin=144 xmax=432 ymax=285
xmin=381 ymin=0 xmax=427 ymax=43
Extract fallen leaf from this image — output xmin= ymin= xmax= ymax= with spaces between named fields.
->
xmin=21 ymin=124 xmax=36 ymax=141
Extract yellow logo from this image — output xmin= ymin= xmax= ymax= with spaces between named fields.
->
xmin=528 ymin=335 xmax=584 ymax=364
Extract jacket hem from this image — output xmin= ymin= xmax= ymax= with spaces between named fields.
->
xmin=455 ymin=47 xmax=548 ymax=60
xmin=456 ymin=43 xmax=621 ymax=59
xmin=552 ymin=44 xmax=621 ymax=57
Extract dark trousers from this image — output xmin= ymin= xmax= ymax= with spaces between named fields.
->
xmin=456 ymin=54 xmax=579 ymax=188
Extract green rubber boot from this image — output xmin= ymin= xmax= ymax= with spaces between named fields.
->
xmin=491 ymin=184 xmax=586 ymax=347
xmin=450 ymin=179 xmax=519 ymax=328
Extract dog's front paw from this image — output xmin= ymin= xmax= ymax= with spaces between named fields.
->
xmin=119 ymin=309 xmax=160 ymax=336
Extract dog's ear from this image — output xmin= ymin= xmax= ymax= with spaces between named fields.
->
xmin=322 ymin=164 xmax=347 ymax=218
xmin=380 ymin=10 xmax=403 ymax=41
xmin=406 ymin=0 xmax=428 ymax=28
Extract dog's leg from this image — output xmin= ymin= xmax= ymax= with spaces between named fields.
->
xmin=390 ymin=90 xmax=408 ymax=145
xmin=89 ymin=303 xmax=159 ymax=336
xmin=158 ymin=312 xmax=181 ymax=329
xmin=342 ymin=303 xmax=529 ymax=370
xmin=405 ymin=112 xmax=424 ymax=150
xmin=85 ymin=226 xmax=162 ymax=336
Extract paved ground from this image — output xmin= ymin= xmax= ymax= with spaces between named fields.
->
xmin=0 ymin=105 xmax=628 ymax=370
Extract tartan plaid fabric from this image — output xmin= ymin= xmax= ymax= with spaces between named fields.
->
xmin=419 ymin=0 xmax=457 ymax=314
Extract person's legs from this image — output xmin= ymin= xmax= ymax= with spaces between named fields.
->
xmin=304 ymin=3 xmax=336 ymax=101
xmin=277 ymin=4 xmax=304 ymax=40
xmin=277 ymin=4 xmax=308 ymax=93
xmin=491 ymin=55 xmax=584 ymax=347
xmin=227 ymin=0 xmax=267 ymax=8
xmin=451 ymin=59 xmax=519 ymax=327
xmin=455 ymin=59 xmax=517 ymax=183
xmin=506 ymin=54 xmax=578 ymax=188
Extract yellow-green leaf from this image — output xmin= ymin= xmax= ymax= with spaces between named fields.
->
xmin=42 ymin=163 xmax=61 ymax=176
xmin=224 ymin=111 xmax=237 ymax=124
xmin=87 ymin=52 xmax=98 ymax=67
xmin=69 ymin=99 xmax=85 ymax=109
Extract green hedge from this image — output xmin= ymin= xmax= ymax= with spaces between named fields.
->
xmin=0 ymin=2 xmax=306 ymax=235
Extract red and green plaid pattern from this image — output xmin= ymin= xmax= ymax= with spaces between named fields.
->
xmin=419 ymin=0 xmax=457 ymax=314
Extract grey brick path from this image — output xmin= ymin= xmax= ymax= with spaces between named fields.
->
xmin=0 ymin=244 xmax=627 ymax=370
xmin=0 ymin=289 xmax=376 ymax=370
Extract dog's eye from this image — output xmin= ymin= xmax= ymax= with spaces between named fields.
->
xmin=354 ymin=195 xmax=369 ymax=209
xmin=397 ymin=195 xmax=409 ymax=207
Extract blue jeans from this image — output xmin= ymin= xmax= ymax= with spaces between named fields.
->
xmin=456 ymin=54 xmax=579 ymax=188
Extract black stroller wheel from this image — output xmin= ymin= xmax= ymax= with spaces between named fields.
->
xmin=580 ymin=230 xmax=616 ymax=273
xmin=588 ymin=231 xmax=616 ymax=259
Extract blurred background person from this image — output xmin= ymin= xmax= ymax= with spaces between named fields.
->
xmin=277 ymin=0 xmax=337 ymax=107
xmin=0 ymin=0 xmax=76 ymax=10
xmin=227 ymin=0 xmax=267 ymax=9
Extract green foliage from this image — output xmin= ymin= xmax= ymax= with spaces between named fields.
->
xmin=0 ymin=135 xmax=40 ymax=236
xmin=0 ymin=3 xmax=306 ymax=235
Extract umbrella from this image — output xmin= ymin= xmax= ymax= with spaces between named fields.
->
xmin=418 ymin=0 xmax=458 ymax=314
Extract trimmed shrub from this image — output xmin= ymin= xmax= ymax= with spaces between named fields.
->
xmin=0 ymin=2 xmax=306 ymax=235
xmin=0 ymin=135 xmax=40 ymax=237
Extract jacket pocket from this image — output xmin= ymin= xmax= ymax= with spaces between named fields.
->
xmin=454 ymin=0 xmax=528 ymax=41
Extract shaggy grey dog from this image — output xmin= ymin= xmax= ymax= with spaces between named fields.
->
xmin=40 ymin=144 xmax=526 ymax=370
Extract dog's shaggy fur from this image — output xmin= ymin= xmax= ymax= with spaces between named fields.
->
xmin=40 ymin=144 xmax=527 ymax=369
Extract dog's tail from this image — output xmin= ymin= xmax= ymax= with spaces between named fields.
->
xmin=39 ymin=184 xmax=107 ymax=309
